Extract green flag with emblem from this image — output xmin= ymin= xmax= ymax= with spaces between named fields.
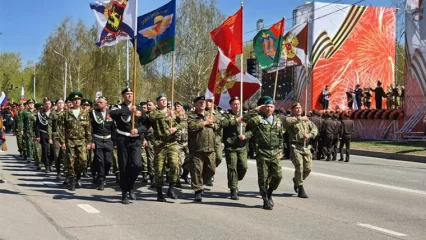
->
xmin=253 ymin=18 xmax=285 ymax=70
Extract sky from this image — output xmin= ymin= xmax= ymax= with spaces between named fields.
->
xmin=0 ymin=0 xmax=393 ymax=64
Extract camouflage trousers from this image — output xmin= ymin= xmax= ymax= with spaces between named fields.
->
xmin=24 ymin=133 xmax=34 ymax=159
xmin=256 ymin=148 xmax=283 ymax=196
xmin=178 ymin=143 xmax=189 ymax=172
xmin=34 ymin=141 xmax=42 ymax=165
xmin=225 ymin=147 xmax=248 ymax=189
xmin=290 ymin=146 xmax=312 ymax=186
xmin=154 ymin=141 xmax=179 ymax=187
xmin=141 ymin=141 xmax=154 ymax=176
xmin=112 ymin=148 xmax=118 ymax=174
xmin=215 ymin=139 xmax=223 ymax=167
xmin=53 ymin=138 xmax=66 ymax=175
xmin=16 ymin=133 xmax=23 ymax=153
xmin=65 ymin=141 xmax=87 ymax=177
xmin=190 ymin=151 xmax=216 ymax=192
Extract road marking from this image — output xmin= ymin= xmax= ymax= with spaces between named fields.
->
xmin=357 ymin=223 xmax=407 ymax=237
xmin=77 ymin=204 xmax=100 ymax=214
xmin=43 ymin=182 xmax=59 ymax=187
xmin=248 ymin=160 xmax=426 ymax=196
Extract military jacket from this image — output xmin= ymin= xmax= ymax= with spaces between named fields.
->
xmin=35 ymin=110 xmax=53 ymax=140
xmin=175 ymin=113 xmax=188 ymax=146
xmin=188 ymin=111 xmax=217 ymax=153
xmin=110 ymin=103 xmax=150 ymax=140
xmin=50 ymin=110 xmax=64 ymax=140
xmin=246 ymin=113 xmax=284 ymax=150
xmin=90 ymin=109 xmax=116 ymax=141
xmin=149 ymin=108 xmax=186 ymax=142
xmin=340 ymin=119 xmax=354 ymax=136
xmin=13 ymin=111 xmax=21 ymax=133
xmin=284 ymin=117 xmax=318 ymax=146
xmin=59 ymin=108 xmax=92 ymax=145
xmin=17 ymin=110 xmax=25 ymax=131
xmin=221 ymin=110 xmax=251 ymax=149
xmin=22 ymin=109 xmax=37 ymax=137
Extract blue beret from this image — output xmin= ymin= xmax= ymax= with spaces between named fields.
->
xmin=156 ymin=93 xmax=166 ymax=101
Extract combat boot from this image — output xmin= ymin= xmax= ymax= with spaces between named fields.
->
xmin=338 ymin=158 xmax=344 ymax=161
xmin=267 ymin=188 xmax=274 ymax=207
xmin=181 ymin=169 xmax=191 ymax=184
xmin=121 ymin=190 xmax=130 ymax=204
xmin=97 ymin=179 xmax=105 ymax=191
xmin=176 ymin=179 xmax=182 ymax=188
xmin=292 ymin=178 xmax=299 ymax=193
xmin=115 ymin=172 xmax=120 ymax=184
xmin=344 ymin=158 xmax=350 ymax=162
xmin=262 ymin=195 xmax=273 ymax=210
xmin=167 ymin=183 xmax=178 ymax=199
xmin=44 ymin=165 xmax=50 ymax=173
xmin=150 ymin=176 xmax=156 ymax=189
xmin=82 ymin=169 xmax=89 ymax=178
xmin=141 ymin=172 xmax=148 ymax=183
xmin=298 ymin=185 xmax=309 ymax=198
xmin=230 ymin=188 xmax=239 ymax=200
xmin=194 ymin=190 xmax=203 ymax=202
xmin=206 ymin=177 xmax=214 ymax=186
xmin=129 ymin=190 xmax=136 ymax=200
xmin=156 ymin=187 xmax=166 ymax=202
xmin=68 ymin=177 xmax=75 ymax=191
xmin=76 ymin=173 xmax=82 ymax=188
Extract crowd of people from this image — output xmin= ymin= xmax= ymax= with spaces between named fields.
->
xmin=0 ymin=88 xmax=357 ymax=210
xmin=321 ymin=81 xmax=405 ymax=110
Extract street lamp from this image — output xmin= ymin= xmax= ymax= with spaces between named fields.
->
xmin=53 ymin=50 xmax=68 ymax=100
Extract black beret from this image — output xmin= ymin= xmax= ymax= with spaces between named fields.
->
xmin=193 ymin=96 xmax=205 ymax=103
xmin=121 ymin=88 xmax=133 ymax=95
xmin=229 ymin=96 xmax=240 ymax=104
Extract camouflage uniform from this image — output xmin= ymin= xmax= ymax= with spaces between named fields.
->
xmin=212 ymin=110 xmax=224 ymax=167
xmin=21 ymin=109 xmax=36 ymax=161
xmin=175 ymin=113 xmax=189 ymax=174
xmin=141 ymin=127 xmax=155 ymax=179
xmin=51 ymin=110 xmax=66 ymax=176
xmin=149 ymin=109 xmax=186 ymax=189
xmin=14 ymin=110 xmax=23 ymax=154
xmin=188 ymin=111 xmax=217 ymax=194
xmin=221 ymin=110 xmax=250 ymax=193
xmin=285 ymin=116 xmax=318 ymax=197
xmin=59 ymin=108 xmax=92 ymax=179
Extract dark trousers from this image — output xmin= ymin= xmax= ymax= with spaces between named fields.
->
xmin=339 ymin=135 xmax=351 ymax=160
xmin=40 ymin=132 xmax=50 ymax=167
xmin=322 ymin=135 xmax=334 ymax=159
xmin=376 ymin=99 xmax=382 ymax=110
xmin=310 ymin=136 xmax=320 ymax=159
xmin=116 ymin=136 xmax=142 ymax=191
xmin=332 ymin=136 xmax=339 ymax=160
xmin=323 ymin=99 xmax=329 ymax=110
xmin=94 ymin=138 xmax=113 ymax=180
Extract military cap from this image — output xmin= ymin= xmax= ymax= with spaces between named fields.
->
xmin=183 ymin=103 xmax=189 ymax=111
xmin=35 ymin=103 xmax=43 ymax=109
xmin=146 ymin=99 xmax=153 ymax=104
xmin=377 ymin=80 xmax=382 ymax=86
xmin=81 ymin=98 xmax=92 ymax=106
xmin=156 ymin=93 xmax=167 ymax=101
xmin=23 ymin=102 xmax=28 ymax=106
xmin=69 ymin=91 xmax=83 ymax=100
xmin=51 ymin=99 xmax=56 ymax=105
xmin=174 ymin=101 xmax=183 ymax=107
xmin=229 ymin=96 xmax=240 ymax=104
xmin=291 ymin=102 xmax=301 ymax=109
xmin=27 ymin=98 xmax=35 ymax=104
xmin=140 ymin=101 xmax=147 ymax=106
xmin=167 ymin=100 xmax=172 ymax=106
xmin=193 ymin=96 xmax=206 ymax=103
xmin=121 ymin=87 xmax=133 ymax=95
xmin=264 ymin=97 xmax=275 ymax=105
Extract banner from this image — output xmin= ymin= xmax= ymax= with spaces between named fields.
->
xmin=253 ymin=19 xmax=285 ymax=70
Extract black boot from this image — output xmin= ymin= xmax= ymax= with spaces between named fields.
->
xmin=181 ymin=169 xmax=190 ymax=184
xmin=267 ymin=188 xmax=274 ymax=207
xmin=129 ymin=190 xmax=136 ymax=200
xmin=68 ymin=177 xmax=75 ymax=191
xmin=156 ymin=187 xmax=166 ymax=202
xmin=194 ymin=190 xmax=203 ymax=202
xmin=176 ymin=179 xmax=182 ymax=188
xmin=167 ymin=183 xmax=178 ymax=199
xmin=82 ymin=169 xmax=89 ymax=178
xmin=150 ymin=176 xmax=156 ymax=189
xmin=338 ymin=158 xmax=344 ymax=161
xmin=141 ymin=172 xmax=148 ymax=183
xmin=115 ymin=172 xmax=120 ymax=184
xmin=206 ymin=177 xmax=214 ymax=186
xmin=76 ymin=173 xmax=82 ymax=188
xmin=121 ymin=190 xmax=130 ymax=204
xmin=292 ymin=178 xmax=299 ymax=193
xmin=298 ymin=185 xmax=309 ymax=198
xmin=44 ymin=165 xmax=50 ymax=173
xmin=262 ymin=195 xmax=273 ymax=210
xmin=97 ymin=179 xmax=105 ymax=191
xmin=230 ymin=188 xmax=239 ymax=200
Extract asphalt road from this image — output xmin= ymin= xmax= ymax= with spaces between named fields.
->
xmin=1 ymin=135 xmax=425 ymax=240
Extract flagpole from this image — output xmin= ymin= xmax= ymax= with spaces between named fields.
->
xmin=132 ymin=0 xmax=138 ymax=131
xmin=240 ymin=2 xmax=244 ymax=134
xmin=126 ymin=40 xmax=130 ymax=88
xmin=170 ymin=51 xmax=175 ymax=127
xmin=304 ymin=18 xmax=310 ymax=148
xmin=273 ymin=69 xmax=279 ymax=101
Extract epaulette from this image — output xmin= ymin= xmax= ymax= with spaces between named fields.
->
xmin=110 ymin=104 xmax=121 ymax=110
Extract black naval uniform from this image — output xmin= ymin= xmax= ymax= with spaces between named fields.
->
xmin=35 ymin=110 xmax=52 ymax=172
xmin=110 ymin=102 xmax=150 ymax=203
xmin=90 ymin=109 xmax=115 ymax=189
xmin=321 ymin=116 xmax=335 ymax=161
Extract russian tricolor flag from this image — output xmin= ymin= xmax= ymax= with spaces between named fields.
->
xmin=20 ymin=82 xmax=26 ymax=103
xmin=0 ymin=91 xmax=8 ymax=107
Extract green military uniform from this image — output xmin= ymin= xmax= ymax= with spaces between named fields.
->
xmin=221 ymin=107 xmax=250 ymax=199
xmin=17 ymin=108 xmax=27 ymax=156
xmin=21 ymin=100 xmax=37 ymax=162
xmin=149 ymin=95 xmax=186 ymax=200
xmin=82 ymin=98 xmax=94 ymax=178
xmin=33 ymin=104 xmax=43 ymax=167
xmin=175 ymin=111 xmax=189 ymax=181
xmin=285 ymin=102 xmax=318 ymax=198
xmin=213 ymin=110 xmax=224 ymax=167
xmin=51 ymin=108 xmax=66 ymax=178
xmin=142 ymin=126 xmax=155 ymax=182
xmin=59 ymin=91 xmax=92 ymax=190
xmin=14 ymin=110 xmax=23 ymax=155
xmin=188 ymin=96 xmax=217 ymax=202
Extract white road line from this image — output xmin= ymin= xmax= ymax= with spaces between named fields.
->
xmin=248 ymin=160 xmax=426 ymax=196
xmin=77 ymin=204 xmax=100 ymax=214
xmin=357 ymin=223 xmax=407 ymax=237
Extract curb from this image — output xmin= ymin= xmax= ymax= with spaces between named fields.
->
xmin=351 ymin=149 xmax=426 ymax=163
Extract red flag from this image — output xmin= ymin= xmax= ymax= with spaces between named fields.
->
xmin=206 ymin=50 xmax=261 ymax=109
xmin=210 ymin=8 xmax=243 ymax=62
xmin=269 ymin=18 xmax=285 ymax=39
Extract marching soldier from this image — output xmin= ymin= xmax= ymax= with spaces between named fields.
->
xmin=21 ymin=99 xmax=37 ymax=166
xmin=321 ymin=112 xmax=335 ymax=161
xmin=35 ymin=98 xmax=53 ymax=173
xmin=148 ymin=94 xmax=186 ymax=201
xmin=58 ymin=91 xmax=92 ymax=191
xmin=33 ymin=103 xmax=44 ymax=168
xmin=205 ymin=100 xmax=223 ymax=186
xmin=332 ymin=113 xmax=341 ymax=161
xmin=139 ymin=101 xmax=150 ymax=183
xmin=221 ymin=97 xmax=249 ymax=200
xmin=90 ymin=96 xmax=115 ymax=190
xmin=286 ymin=102 xmax=318 ymax=199
xmin=188 ymin=96 xmax=217 ymax=202
xmin=309 ymin=110 xmax=322 ymax=160
xmin=174 ymin=101 xmax=191 ymax=186
xmin=51 ymin=98 xmax=66 ymax=180
xmin=82 ymin=98 xmax=94 ymax=179
xmin=14 ymin=103 xmax=24 ymax=157
xmin=110 ymin=88 xmax=150 ymax=204
xmin=339 ymin=113 xmax=354 ymax=162
xmin=145 ymin=100 xmax=156 ymax=187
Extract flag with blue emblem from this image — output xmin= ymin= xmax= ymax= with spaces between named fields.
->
xmin=134 ymin=0 xmax=176 ymax=65
xmin=89 ymin=0 xmax=137 ymax=47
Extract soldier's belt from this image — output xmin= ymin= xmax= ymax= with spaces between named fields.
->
xmin=40 ymin=130 xmax=48 ymax=134
xmin=117 ymin=129 xmax=139 ymax=137
xmin=93 ymin=134 xmax=111 ymax=140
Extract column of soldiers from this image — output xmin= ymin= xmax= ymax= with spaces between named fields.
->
xmin=15 ymin=87 xmax=358 ymax=210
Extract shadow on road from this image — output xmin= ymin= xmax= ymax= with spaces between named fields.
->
xmin=0 ymin=189 xmax=21 ymax=195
